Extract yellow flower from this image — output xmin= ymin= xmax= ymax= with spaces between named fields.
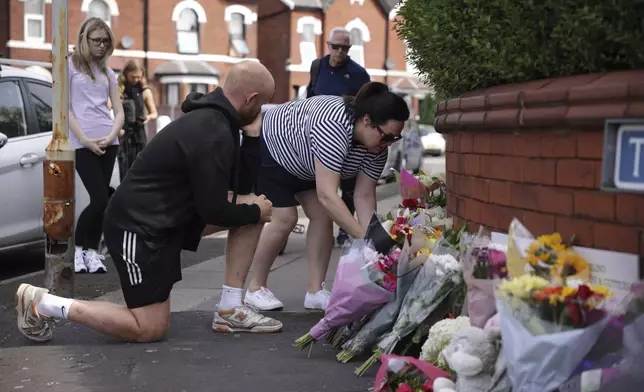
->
xmin=498 ymin=275 xmax=550 ymax=298
xmin=561 ymin=286 xmax=577 ymax=298
xmin=552 ymin=251 xmax=589 ymax=278
xmin=589 ymin=284 xmax=612 ymax=298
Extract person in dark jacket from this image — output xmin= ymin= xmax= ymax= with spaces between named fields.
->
xmin=14 ymin=61 xmax=281 ymax=344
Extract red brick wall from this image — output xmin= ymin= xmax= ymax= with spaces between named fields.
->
xmin=439 ymin=70 xmax=644 ymax=258
xmin=444 ymin=132 xmax=644 ymax=257
xmin=323 ymin=0 xmax=386 ymax=70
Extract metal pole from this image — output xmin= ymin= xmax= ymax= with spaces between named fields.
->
xmin=44 ymin=0 xmax=74 ymax=297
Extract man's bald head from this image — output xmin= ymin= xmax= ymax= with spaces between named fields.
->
xmin=223 ymin=61 xmax=275 ymax=125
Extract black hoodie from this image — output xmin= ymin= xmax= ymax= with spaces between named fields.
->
xmin=105 ymin=88 xmax=261 ymax=251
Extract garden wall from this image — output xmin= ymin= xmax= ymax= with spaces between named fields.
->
xmin=435 ymin=70 xmax=644 ymax=259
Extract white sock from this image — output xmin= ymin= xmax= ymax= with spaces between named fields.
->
xmin=36 ymin=293 xmax=75 ymax=319
xmin=219 ymin=285 xmax=242 ymax=310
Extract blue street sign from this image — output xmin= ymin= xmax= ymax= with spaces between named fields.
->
xmin=614 ymin=125 xmax=644 ymax=191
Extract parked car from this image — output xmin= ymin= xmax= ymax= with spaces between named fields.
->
xmin=419 ymin=124 xmax=446 ymax=156
xmin=0 ymin=65 xmax=120 ymax=254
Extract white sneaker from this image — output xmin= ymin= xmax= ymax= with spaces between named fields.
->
xmin=212 ymin=305 xmax=283 ymax=333
xmin=244 ymin=287 xmax=284 ymax=311
xmin=75 ymin=248 xmax=88 ymax=273
xmin=304 ymin=283 xmax=331 ymax=311
xmin=15 ymin=283 xmax=52 ymax=343
xmin=85 ymin=249 xmax=107 ymax=274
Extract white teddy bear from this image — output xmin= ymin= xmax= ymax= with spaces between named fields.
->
xmin=432 ymin=325 xmax=500 ymax=392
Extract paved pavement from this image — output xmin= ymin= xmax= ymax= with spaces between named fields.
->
xmin=0 ymin=187 xmax=405 ymax=392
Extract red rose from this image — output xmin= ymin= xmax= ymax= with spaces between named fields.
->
xmin=568 ymin=302 xmax=582 ymax=326
xmin=421 ymin=380 xmax=434 ymax=391
xmin=402 ymin=198 xmax=419 ymax=209
xmin=396 ymin=216 xmax=409 ymax=224
xmin=577 ymin=285 xmax=592 ymax=300
xmin=396 ymin=384 xmax=413 ymax=392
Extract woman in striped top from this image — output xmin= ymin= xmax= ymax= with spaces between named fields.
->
xmin=245 ymin=82 xmax=410 ymax=311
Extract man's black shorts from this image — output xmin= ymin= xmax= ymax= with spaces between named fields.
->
xmin=103 ymin=222 xmax=183 ymax=309
xmin=256 ymin=137 xmax=315 ymax=208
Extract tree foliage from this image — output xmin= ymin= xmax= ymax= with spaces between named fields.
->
xmin=396 ymin=0 xmax=644 ymax=98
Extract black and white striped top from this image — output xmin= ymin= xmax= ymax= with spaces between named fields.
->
xmin=262 ymin=95 xmax=388 ymax=182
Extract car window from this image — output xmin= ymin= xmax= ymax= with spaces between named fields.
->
xmin=26 ymin=81 xmax=53 ymax=134
xmin=0 ymin=81 xmax=28 ymax=138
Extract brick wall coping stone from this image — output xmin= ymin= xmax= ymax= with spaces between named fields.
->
xmin=435 ymin=70 xmax=644 ymax=132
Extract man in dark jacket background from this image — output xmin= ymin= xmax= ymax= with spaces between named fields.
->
xmin=306 ymin=27 xmax=371 ymax=246
xmin=15 ymin=61 xmax=283 ymax=344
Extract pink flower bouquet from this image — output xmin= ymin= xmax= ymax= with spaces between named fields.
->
xmin=295 ymin=240 xmax=396 ymax=351
xmin=373 ymin=355 xmax=452 ymax=392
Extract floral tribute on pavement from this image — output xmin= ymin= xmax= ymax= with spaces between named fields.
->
xmin=290 ymin=170 xmax=643 ymax=392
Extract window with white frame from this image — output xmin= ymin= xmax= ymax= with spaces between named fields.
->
xmin=87 ymin=0 xmax=111 ymax=26
xmin=348 ymin=28 xmax=364 ymax=67
xmin=228 ymin=13 xmax=249 ymax=57
xmin=24 ymin=0 xmax=45 ymax=42
xmin=176 ymin=8 xmax=200 ymax=54
xmin=296 ymin=16 xmax=321 ymax=65
xmin=300 ymin=24 xmax=317 ymax=65
xmin=166 ymin=84 xmax=179 ymax=106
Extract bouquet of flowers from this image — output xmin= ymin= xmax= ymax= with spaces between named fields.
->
xmin=506 ymin=219 xmax=590 ymax=283
xmin=495 ymin=274 xmax=611 ymax=391
xmin=356 ymin=243 xmax=464 ymax=376
xmin=398 ymin=169 xmax=446 ymax=208
xmin=373 ymin=355 xmax=452 ymax=392
xmin=461 ymin=226 xmax=508 ymax=328
xmin=338 ymin=243 xmax=424 ymax=363
xmin=295 ymin=240 xmax=396 ymax=352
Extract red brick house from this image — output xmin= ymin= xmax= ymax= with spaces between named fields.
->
xmin=256 ymin=0 xmax=429 ymax=112
xmin=0 ymin=0 xmax=259 ymax=118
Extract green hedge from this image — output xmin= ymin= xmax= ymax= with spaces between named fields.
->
xmin=396 ymin=0 xmax=644 ymax=99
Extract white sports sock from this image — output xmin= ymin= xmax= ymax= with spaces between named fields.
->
xmin=219 ymin=285 xmax=243 ymax=310
xmin=36 ymin=293 xmax=75 ymax=319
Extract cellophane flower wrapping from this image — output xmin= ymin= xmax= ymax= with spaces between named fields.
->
xmin=306 ymin=239 xmax=396 ymax=341
xmin=338 ymin=242 xmax=423 ymax=362
xmin=371 ymin=244 xmax=463 ymax=357
xmin=373 ymin=355 xmax=451 ymax=392
xmin=399 ymin=170 xmax=446 ymax=208
xmin=462 ymin=226 xmax=508 ymax=328
xmin=495 ymin=274 xmax=611 ymax=392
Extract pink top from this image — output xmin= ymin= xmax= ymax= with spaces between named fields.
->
xmin=68 ymin=57 xmax=118 ymax=149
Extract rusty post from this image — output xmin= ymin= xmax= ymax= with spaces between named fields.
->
xmin=44 ymin=0 xmax=74 ymax=297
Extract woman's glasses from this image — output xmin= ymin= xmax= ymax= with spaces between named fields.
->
xmin=89 ymin=37 xmax=111 ymax=47
xmin=375 ymin=125 xmax=402 ymax=143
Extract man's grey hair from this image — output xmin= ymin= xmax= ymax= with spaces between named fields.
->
xmin=328 ymin=27 xmax=349 ymax=41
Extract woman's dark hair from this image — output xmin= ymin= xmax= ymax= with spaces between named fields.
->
xmin=344 ymin=82 xmax=410 ymax=125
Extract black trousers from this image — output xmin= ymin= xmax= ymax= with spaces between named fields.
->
xmin=75 ymin=145 xmax=118 ymax=250
xmin=338 ymin=177 xmax=357 ymax=235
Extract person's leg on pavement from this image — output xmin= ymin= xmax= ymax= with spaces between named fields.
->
xmin=297 ymin=190 xmax=334 ymax=310
xmin=213 ymin=193 xmax=283 ymax=333
xmin=15 ymin=223 xmax=181 ymax=343
xmin=74 ymin=146 xmax=116 ymax=274
xmin=336 ymin=177 xmax=357 ymax=246
xmin=245 ymin=206 xmax=298 ymax=310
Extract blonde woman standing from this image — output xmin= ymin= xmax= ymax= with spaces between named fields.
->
xmin=68 ymin=18 xmax=124 ymax=274
xmin=116 ymin=59 xmax=157 ymax=181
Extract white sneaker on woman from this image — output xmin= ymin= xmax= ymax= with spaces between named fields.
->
xmin=244 ymin=287 xmax=284 ymax=311
xmin=304 ymin=283 xmax=331 ymax=311
xmin=74 ymin=247 xmax=88 ymax=273
xmin=84 ymin=249 xmax=107 ymax=274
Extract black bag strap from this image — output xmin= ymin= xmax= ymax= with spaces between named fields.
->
xmin=306 ymin=57 xmax=322 ymax=98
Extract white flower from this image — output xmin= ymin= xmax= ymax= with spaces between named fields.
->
xmin=381 ymin=220 xmax=394 ymax=233
xmin=420 ymin=316 xmax=470 ymax=363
